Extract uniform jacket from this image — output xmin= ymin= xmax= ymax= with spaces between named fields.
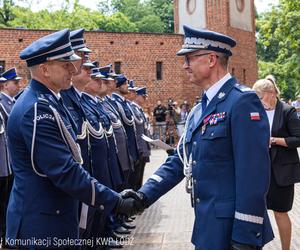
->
xmin=0 ymin=112 xmax=9 ymax=177
xmin=111 ymin=93 xmax=139 ymax=163
xmin=6 ymin=79 xmax=119 ymax=246
xmin=61 ymin=86 xmax=90 ymax=172
xmin=129 ymin=101 xmax=151 ymax=158
xmin=81 ymin=93 xmax=123 ymax=189
xmin=139 ymin=77 xmax=274 ymax=250
xmin=102 ymin=97 xmax=132 ymax=173
xmin=270 ymin=100 xmax=300 ymax=186
xmin=0 ymin=92 xmax=14 ymax=125
xmin=0 ymin=93 xmax=14 ymax=176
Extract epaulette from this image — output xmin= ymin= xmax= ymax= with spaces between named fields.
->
xmin=37 ymin=97 xmax=49 ymax=105
xmin=234 ymin=83 xmax=254 ymax=92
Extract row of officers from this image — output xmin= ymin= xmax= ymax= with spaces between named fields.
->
xmin=0 ymin=28 xmax=151 ymax=249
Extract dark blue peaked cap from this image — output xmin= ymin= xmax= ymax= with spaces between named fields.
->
xmin=1 ymin=67 xmax=22 ymax=81
xmin=99 ymin=64 xmax=114 ymax=80
xmin=90 ymin=67 xmax=105 ymax=78
xmin=177 ymin=25 xmax=236 ymax=56
xmin=116 ymin=74 xmax=127 ymax=88
xmin=128 ymin=80 xmax=138 ymax=91
xmin=136 ymin=87 xmax=148 ymax=96
xmin=20 ymin=29 xmax=81 ymax=67
xmin=70 ymin=28 xmax=91 ymax=53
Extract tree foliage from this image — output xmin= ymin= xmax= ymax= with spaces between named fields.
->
xmin=0 ymin=0 xmax=174 ymax=33
xmin=256 ymin=0 xmax=300 ymax=100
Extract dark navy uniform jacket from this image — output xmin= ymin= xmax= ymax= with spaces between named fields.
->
xmin=102 ymin=97 xmax=132 ymax=174
xmin=61 ymin=86 xmax=91 ymax=172
xmin=81 ymin=93 xmax=123 ymax=189
xmin=111 ymin=93 xmax=139 ymax=163
xmin=139 ymin=78 xmax=274 ymax=249
xmin=6 ymin=79 xmax=119 ymax=245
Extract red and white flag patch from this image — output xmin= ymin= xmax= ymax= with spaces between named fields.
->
xmin=250 ymin=112 xmax=260 ymax=120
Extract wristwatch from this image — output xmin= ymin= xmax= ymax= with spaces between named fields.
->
xmin=271 ymin=137 xmax=276 ymax=145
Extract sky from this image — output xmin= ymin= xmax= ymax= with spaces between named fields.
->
xmin=15 ymin=0 xmax=279 ymax=14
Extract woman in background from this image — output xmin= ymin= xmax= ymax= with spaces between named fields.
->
xmin=253 ymin=75 xmax=300 ymax=250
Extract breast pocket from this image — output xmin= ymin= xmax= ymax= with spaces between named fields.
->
xmin=202 ymin=124 xmax=228 ymax=140
xmin=200 ymin=124 xmax=231 ymax=161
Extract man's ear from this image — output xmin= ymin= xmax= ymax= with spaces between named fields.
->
xmin=39 ymin=63 xmax=50 ymax=78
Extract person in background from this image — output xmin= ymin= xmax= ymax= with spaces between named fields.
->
xmin=0 ymin=67 xmax=22 ymax=248
xmin=253 ymin=75 xmax=300 ymax=250
xmin=153 ymin=100 xmax=167 ymax=142
xmin=291 ymin=94 xmax=300 ymax=118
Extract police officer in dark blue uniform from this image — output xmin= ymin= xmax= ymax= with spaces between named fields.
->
xmin=99 ymin=65 xmax=132 ymax=187
xmin=122 ymin=25 xmax=274 ymax=250
xmin=111 ymin=75 xmax=139 ymax=173
xmin=80 ymin=68 xmax=125 ymax=247
xmin=126 ymin=84 xmax=151 ymax=190
xmin=132 ymin=87 xmax=151 ymax=190
xmin=60 ymin=28 xmax=94 ymax=173
xmin=5 ymin=29 xmax=142 ymax=248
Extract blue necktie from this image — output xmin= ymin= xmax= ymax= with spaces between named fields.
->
xmin=201 ymin=93 xmax=208 ymax=113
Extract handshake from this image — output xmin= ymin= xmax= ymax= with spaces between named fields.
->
xmin=114 ymin=189 xmax=148 ymax=217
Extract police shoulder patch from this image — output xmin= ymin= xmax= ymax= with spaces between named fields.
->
xmin=234 ymin=83 xmax=253 ymax=92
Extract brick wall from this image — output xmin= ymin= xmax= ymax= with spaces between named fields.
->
xmin=0 ymin=0 xmax=257 ymax=113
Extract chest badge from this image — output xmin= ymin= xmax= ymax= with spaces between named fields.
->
xmin=218 ymin=92 xmax=225 ymax=99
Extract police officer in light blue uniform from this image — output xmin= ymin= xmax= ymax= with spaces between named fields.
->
xmin=6 ymin=29 xmax=142 ymax=248
xmin=123 ymin=25 xmax=274 ymax=250
xmin=0 ymin=75 xmax=11 ymax=247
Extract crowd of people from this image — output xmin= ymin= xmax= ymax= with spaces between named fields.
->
xmin=0 ymin=23 xmax=299 ymax=250
xmin=152 ymin=98 xmax=198 ymax=144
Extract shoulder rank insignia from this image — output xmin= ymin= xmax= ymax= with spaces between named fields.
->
xmin=235 ymin=83 xmax=253 ymax=92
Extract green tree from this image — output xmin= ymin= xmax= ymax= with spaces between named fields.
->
xmin=0 ymin=0 xmax=15 ymax=27
xmin=256 ymin=0 xmax=300 ymax=100
xmin=136 ymin=14 xmax=164 ymax=33
xmin=103 ymin=12 xmax=137 ymax=32
xmin=148 ymin=0 xmax=174 ymax=33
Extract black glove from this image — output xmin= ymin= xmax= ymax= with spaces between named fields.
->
xmin=114 ymin=196 xmax=144 ymax=217
xmin=230 ymin=241 xmax=260 ymax=250
xmin=166 ymin=148 xmax=175 ymax=156
xmin=120 ymin=189 xmax=149 ymax=208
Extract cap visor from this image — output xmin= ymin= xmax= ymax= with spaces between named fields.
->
xmin=58 ymin=54 xmax=82 ymax=62
xmin=0 ymin=77 xmax=7 ymax=82
xmin=103 ymin=77 xmax=114 ymax=81
xmin=77 ymin=47 xmax=92 ymax=53
xmin=82 ymin=62 xmax=95 ymax=68
xmin=176 ymin=48 xmax=200 ymax=56
xmin=15 ymin=76 xmax=22 ymax=80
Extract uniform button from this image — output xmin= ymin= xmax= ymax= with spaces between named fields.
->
xmin=193 ymin=160 xmax=196 ymax=166
xmin=193 ymin=179 xmax=197 ymax=184
xmin=56 ymin=210 xmax=60 ymax=215
xmin=193 ymin=141 xmax=197 ymax=146
xmin=100 ymin=205 xmax=105 ymax=210
xmin=256 ymin=232 xmax=261 ymax=237
xmin=196 ymin=198 xmax=200 ymax=203
xmin=210 ymin=132 xmax=214 ymax=136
